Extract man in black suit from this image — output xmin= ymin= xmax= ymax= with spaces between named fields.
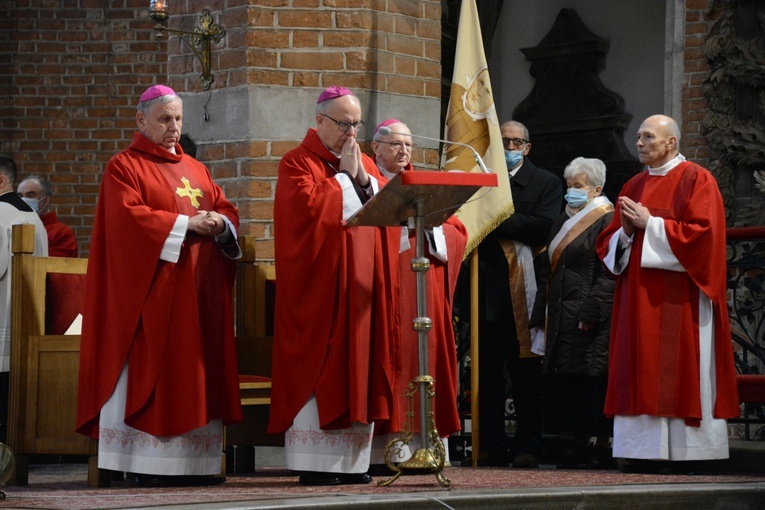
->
xmin=467 ymin=120 xmax=562 ymax=468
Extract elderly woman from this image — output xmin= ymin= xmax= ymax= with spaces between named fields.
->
xmin=530 ymin=157 xmax=616 ymax=469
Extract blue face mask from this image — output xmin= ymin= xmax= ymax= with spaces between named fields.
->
xmin=504 ymin=150 xmax=523 ymax=169
xmin=564 ymin=188 xmax=591 ymax=208
xmin=21 ymin=196 xmax=40 ymax=214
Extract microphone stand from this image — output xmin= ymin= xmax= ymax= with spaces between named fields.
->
xmin=378 ymin=127 xmax=492 ymax=174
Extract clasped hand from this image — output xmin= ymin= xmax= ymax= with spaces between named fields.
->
xmin=618 ymin=196 xmax=649 ymax=236
xmin=189 ymin=210 xmax=225 ymax=236
xmin=338 ymin=138 xmax=370 ymax=187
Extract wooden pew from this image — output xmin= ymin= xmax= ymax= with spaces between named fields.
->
xmin=8 ymin=227 xmax=274 ymax=482
xmin=235 ymin=236 xmax=275 ymax=393
xmin=226 ymin=237 xmax=279 ymax=470
xmin=8 ymin=223 xmax=108 ymax=487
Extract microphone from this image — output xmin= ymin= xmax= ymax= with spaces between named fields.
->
xmin=377 ymin=126 xmax=492 ymax=174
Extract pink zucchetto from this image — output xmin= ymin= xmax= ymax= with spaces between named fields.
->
xmin=317 ymin=85 xmax=353 ymax=104
xmin=139 ymin=84 xmax=178 ymax=103
xmin=374 ymin=118 xmax=403 ymax=135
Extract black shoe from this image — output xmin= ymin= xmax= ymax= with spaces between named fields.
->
xmin=666 ymin=460 xmax=704 ymax=475
xmin=556 ymin=447 xmax=581 ymax=469
xmin=619 ymin=459 xmax=668 ymax=474
xmin=460 ymin=451 xmax=510 ymax=467
xmin=135 ymin=474 xmax=165 ymax=487
xmin=338 ymin=472 xmax=373 ymax=485
xmin=587 ymin=445 xmax=617 ymax=470
xmin=135 ymin=474 xmax=226 ymax=487
xmin=367 ymin=464 xmax=394 ymax=476
xmin=512 ymin=452 xmax=540 ymax=469
xmin=297 ymin=471 xmax=342 ymax=486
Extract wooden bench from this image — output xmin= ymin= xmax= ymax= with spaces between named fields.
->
xmin=9 ymin=226 xmax=276 ymax=483
xmin=8 ymin=223 xmax=107 ymax=487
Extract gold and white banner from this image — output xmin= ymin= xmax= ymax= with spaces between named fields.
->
xmin=443 ymin=0 xmax=514 ymax=258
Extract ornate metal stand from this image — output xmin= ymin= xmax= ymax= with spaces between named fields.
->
xmin=344 ymin=169 xmax=497 ymax=487
xmin=378 ymin=198 xmax=451 ymax=488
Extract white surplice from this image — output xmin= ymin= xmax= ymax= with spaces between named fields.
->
xmin=284 ymin=395 xmax=373 ymax=474
xmin=98 ymin=365 xmax=223 ymax=475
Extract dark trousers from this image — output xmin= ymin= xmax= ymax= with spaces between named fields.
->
xmin=477 ymin=321 xmax=542 ymax=458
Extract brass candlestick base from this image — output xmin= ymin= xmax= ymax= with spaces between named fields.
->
xmin=377 ymin=376 xmax=451 ymax=488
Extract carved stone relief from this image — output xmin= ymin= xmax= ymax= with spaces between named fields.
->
xmin=703 ymin=0 xmax=765 ymax=225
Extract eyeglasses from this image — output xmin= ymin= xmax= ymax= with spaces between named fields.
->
xmin=502 ymin=137 xmax=528 ymax=149
xmin=377 ymin=141 xmax=413 ymax=152
xmin=320 ymin=113 xmax=365 ymax=133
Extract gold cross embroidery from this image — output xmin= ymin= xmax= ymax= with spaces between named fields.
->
xmin=176 ymin=176 xmax=204 ymax=208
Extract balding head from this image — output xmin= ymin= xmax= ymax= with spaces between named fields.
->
xmin=636 ymin=115 xmax=681 ymax=167
xmin=371 ymin=121 xmax=412 ymax=175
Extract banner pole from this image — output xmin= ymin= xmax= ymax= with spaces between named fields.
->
xmin=470 ymin=248 xmax=479 ymax=467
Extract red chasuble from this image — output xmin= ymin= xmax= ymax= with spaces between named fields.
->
xmin=76 ymin=132 xmax=242 ymax=438
xmin=596 ymin=161 xmax=739 ymax=425
xmin=41 ymin=211 xmax=78 ymax=258
xmin=268 ymin=129 xmax=397 ymax=434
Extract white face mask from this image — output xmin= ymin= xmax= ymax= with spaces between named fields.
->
xmin=21 ymin=196 xmax=40 ymax=214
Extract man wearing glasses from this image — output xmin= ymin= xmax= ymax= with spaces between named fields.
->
xmin=466 ymin=120 xmax=562 ymax=468
xmin=268 ymin=86 xmax=399 ymax=486
xmin=367 ymin=119 xmax=468 ymax=471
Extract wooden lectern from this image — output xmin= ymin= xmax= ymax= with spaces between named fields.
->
xmin=347 ymin=170 xmax=497 ymax=487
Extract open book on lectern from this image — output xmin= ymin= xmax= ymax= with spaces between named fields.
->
xmin=345 ymin=170 xmax=498 ymax=228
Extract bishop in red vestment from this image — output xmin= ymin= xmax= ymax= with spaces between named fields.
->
xmin=268 ymin=87 xmax=398 ymax=486
xmin=596 ymin=115 xmax=739 ymax=468
xmin=76 ymin=85 xmax=242 ymax=485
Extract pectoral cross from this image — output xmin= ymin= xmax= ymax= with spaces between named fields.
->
xmin=176 ymin=176 xmax=204 ymax=208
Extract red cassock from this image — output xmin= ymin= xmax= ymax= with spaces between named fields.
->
xmin=76 ymin=132 xmax=243 ymax=438
xmin=41 ymin=211 xmax=78 ymax=258
xmin=595 ymin=161 xmax=740 ymax=426
xmin=267 ymin=129 xmax=397 ymax=434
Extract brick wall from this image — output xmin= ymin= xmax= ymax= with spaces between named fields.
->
xmin=682 ymin=0 xmax=719 ymax=168
xmin=201 ymin=0 xmax=443 ymax=261
xmin=1 ymin=0 xmax=165 ymax=256
xmin=5 ymin=1 xmax=716 ymax=261
xmin=1 ymin=1 xmax=442 ymax=259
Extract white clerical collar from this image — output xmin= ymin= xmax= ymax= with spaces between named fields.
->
xmin=378 ymin=165 xmax=399 ymax=181
xmin=647 ymin=153 xmax=686 ymax=176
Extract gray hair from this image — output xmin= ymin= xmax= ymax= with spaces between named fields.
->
xmin=563 ymin=157 xmax=606 ymax=188
xmin=20 ymin=175 xmax=53 ymax=197
xmin=500 ymin=120 xmax=529 ymax=141
xmin=137 ymin=94 xmax=181 ymax=114
xmin=665 ymin=116 xmax=681 ymax=145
